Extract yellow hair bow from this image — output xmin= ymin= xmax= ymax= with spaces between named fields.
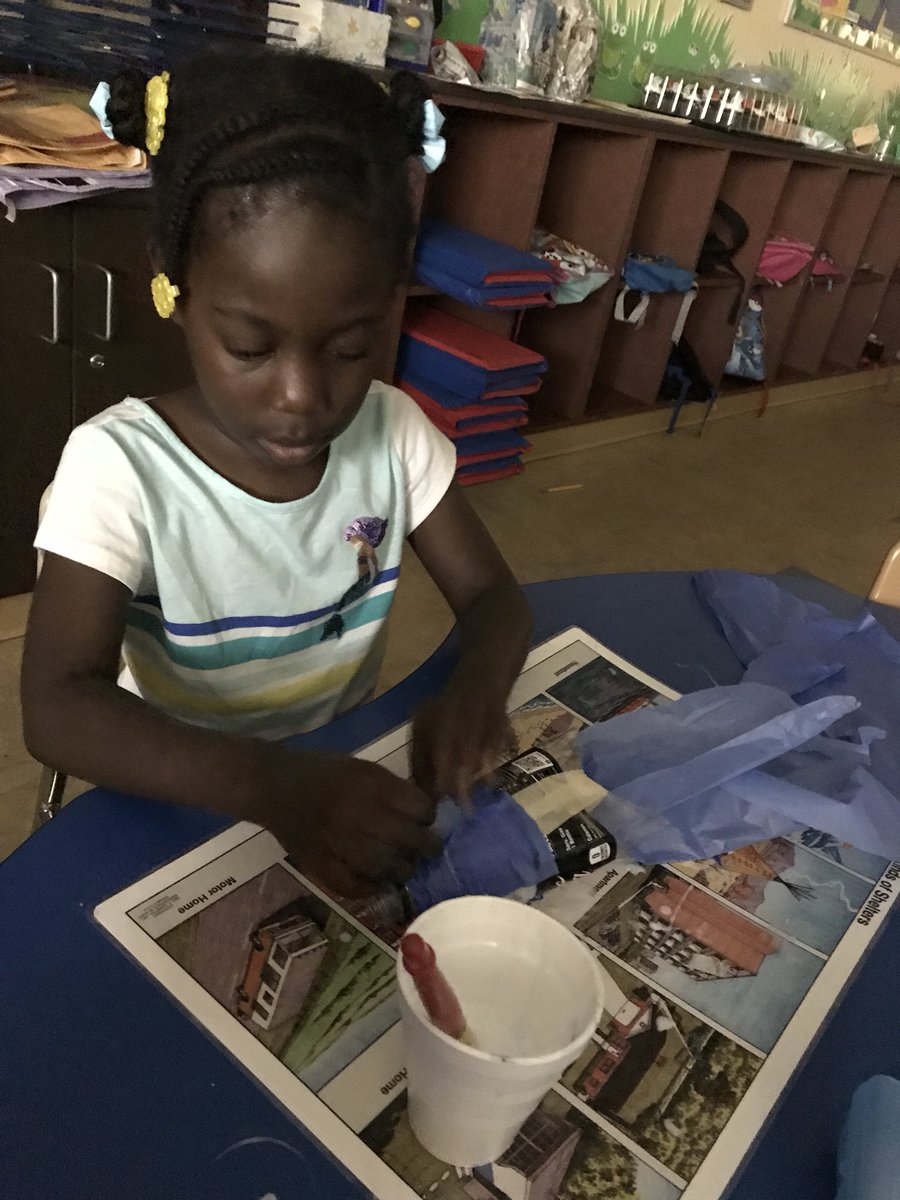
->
xmin=145 ymin=70 xmax=170 ymax=156
xmin=150 ymin=272 xmax=180 ymax=320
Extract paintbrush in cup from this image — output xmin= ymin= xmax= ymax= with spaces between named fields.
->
xmin=400 ymin=932 xmax=477 ymax=1047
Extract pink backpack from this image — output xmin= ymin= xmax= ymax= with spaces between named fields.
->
xmin=757 ymin=236 xmax=815 ymax=284
xmin=811 ymin=250 xmax=843 ymax=278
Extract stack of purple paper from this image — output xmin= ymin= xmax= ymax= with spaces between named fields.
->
xmin=0 ymin=165 xmax=150 ymax=217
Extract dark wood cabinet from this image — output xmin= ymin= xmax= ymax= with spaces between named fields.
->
xmin=72 ymin=203 xmax=192 ymax=425
xmin=0 ymin=207 xmax=74 ymax=596
xmin=0 ymin=199 xmax=192 ymax=597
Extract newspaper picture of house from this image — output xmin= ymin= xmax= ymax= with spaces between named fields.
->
xmin=572 ymin=866 xmax=823 ymax=1052
xmin=360 ymin=1090 xmax=681 ymax=1200
xmin=547 ymin=656 xmax=659 ymax=725
xmin=671 ymin=839 xmax=875 ymax=955
xmin=156 ymin=862 xmax=399 ymax=1092
xmin=561 ymin=955 xmax=760 ymax=1181
xmin=790 ymin=829 xmax=891 ymax=883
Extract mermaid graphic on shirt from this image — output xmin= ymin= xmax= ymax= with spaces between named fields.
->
xmin=320 ymin=516 xmax=388 ymax=641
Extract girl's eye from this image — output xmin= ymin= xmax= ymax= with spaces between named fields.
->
xmin=331 ymin=344 xmax=371 ymax=363
xmin=226 ymin=347 xmax=272 ymax=362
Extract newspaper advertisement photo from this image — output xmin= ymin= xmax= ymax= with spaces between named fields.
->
xmin=671 ymin=840 xmax=877 ymax=956
xmin=358 ymin=1088 xmax=683 ymax=1200
xmin=559 ymin=954 xmax=762 ymax=1182
xmin=561 ymin=863 xmax=825 ymax=1054
xmin=93 ymin=628 xmax=900 ymax=1200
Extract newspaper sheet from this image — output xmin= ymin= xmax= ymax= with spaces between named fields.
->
xmin=94 ymin=628 xmax=900 ymax=1200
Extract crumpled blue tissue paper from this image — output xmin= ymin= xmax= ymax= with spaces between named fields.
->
xmin=696 ymin=569 xmax=900 ymax=799
xmin=579 ymin=681 xmax=900 ymax=863
xmin=406 ymin=785 xmax=556 ymax=912
xmin=577 ymin=570 xmax=900 ymax=864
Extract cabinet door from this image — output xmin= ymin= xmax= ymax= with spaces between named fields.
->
xmin=73 ymin=202 xmax=193 ymax=425
xmin=0 ymin=207 xmax=73 ymax=598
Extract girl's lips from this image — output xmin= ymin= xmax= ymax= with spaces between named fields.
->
xmin=258 ymin=436 xmax=324 ymax=466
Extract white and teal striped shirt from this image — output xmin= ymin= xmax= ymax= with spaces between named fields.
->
xmin=36 ymin=386 xmax=455 ymax=740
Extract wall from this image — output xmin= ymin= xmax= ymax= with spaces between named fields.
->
xmin=438 ymin=0 xmax=900 ymax=138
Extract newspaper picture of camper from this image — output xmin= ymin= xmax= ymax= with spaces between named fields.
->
xmin=359 ymin=1089 xmax=682 ymax=1200
xmin=560 ymin=955 xmax=761 ymax=1181
xmin=155 ymin=859 xmax=399 ymax=1091
xmin=671 ymin=839 xmax=876 ymax=955
xmin=572 ymin=866 xmax=824 ymax=1053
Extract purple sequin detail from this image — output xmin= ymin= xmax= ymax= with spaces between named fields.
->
xmin=344 ymin=516 xmax=388 ymax=547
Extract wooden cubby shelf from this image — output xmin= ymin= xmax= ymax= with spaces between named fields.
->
xmin=406 ymin=80 xmax=900 ymax=432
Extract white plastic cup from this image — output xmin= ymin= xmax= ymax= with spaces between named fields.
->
xmin=396 ymin=895 xmax=604 ymax=1167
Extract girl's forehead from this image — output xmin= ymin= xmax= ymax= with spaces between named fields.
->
xmin=188 ymin=197 xmax=397 ymax=315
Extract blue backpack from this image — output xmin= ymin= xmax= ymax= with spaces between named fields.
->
xmin=616 ymin=254 xmax=697 ymax=327
xmin=622 ymin=254 xmax=696 ymax=293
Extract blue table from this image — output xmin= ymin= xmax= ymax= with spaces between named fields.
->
xmin=3 ymin=572 xmax=898 ymax=1200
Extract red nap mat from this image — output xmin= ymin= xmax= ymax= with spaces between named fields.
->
xmin=401 ymin=382 xmax=527 ymax=432
xmin=457 ymin=462 xmax=524 ymax=486
xmin=401 ymin=307 xmax=546 ymax=373
xmin=398 ymin=374 xmax=542 ymax=403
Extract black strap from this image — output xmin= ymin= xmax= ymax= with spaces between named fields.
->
xmin=712 ymin=199 xmax=749 ymax=256
xmin=722 ymin=261 xmax=745 ymax=324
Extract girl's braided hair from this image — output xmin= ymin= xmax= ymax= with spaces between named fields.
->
xmin=107 ymin=47 xmax=428 ymax=288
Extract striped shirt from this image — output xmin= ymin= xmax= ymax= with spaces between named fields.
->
xmin=36 ymin=386 xmax=455 ymax=739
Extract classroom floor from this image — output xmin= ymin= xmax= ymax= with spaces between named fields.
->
xmin=2 ymin=385 xmax=899 ymax=860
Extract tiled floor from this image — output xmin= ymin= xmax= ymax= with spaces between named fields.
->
xmin=3 ymin=386 xmax=899 ymax=860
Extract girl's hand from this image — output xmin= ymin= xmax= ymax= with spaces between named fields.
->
xmin=263 ymin=752 xmax=442 ymax=898
xmin=406 ymin=482 xmax=531 ymax=802
xmin=411 ymin=674 xmax=515 ymax=803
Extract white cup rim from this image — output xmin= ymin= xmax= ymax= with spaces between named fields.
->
xmin=396 ymin=895 xmax=604 ymax=1067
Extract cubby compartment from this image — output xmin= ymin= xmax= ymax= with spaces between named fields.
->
xmin=424 ymin=107 xmax=555 ymax=250
xmin=783 ymin=170 xmax=890 ymax=375
xmin=873 ymin=279 xmax=900 ymax=362
xmin=830 ymin=177 xmax=900 ymax=369
xmin=590 ymin=141 xmax=728 ymax=413
xmin=521 ymin=125 xmax=654 ymax=425
xmin=755 ymin=162 xmax=846 ymax=379
xmin=387 ymin=81 xmax=898 ymax=434
xmin=687 ymin=154 xmax=791 ymax=388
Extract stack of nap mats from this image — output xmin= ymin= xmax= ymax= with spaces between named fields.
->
xmin=414 ymin=218 xmax=563 ymax=310
xmin=396 ymin=306 xmax=547 ymax=485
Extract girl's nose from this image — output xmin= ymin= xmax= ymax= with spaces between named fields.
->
xmin=272 ymin=351 xmax=326 ymax=416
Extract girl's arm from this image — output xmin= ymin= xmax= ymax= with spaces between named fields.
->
xmin=21 ymin=554 xmax=439 ymax=895
xmin=407 ymin=482 xmax=532 ymax=800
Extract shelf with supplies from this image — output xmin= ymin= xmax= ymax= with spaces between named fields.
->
xmin=416 ymin=85 xmax=900 ymax=432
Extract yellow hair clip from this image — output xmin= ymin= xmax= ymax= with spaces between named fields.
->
xmin=144 ymin=70 xmax=170 ymax=157
xmin=150 ymin=272 xmax=180 ymax=319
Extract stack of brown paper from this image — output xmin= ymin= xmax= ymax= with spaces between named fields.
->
xmin=0 ymin=100 xmax=145 ymax=170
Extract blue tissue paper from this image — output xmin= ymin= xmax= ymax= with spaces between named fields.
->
xmin=406 ymin=785 xmax=556 ymax=913
xmin=696 ymin=570 xmax=900 ymax=799
xmin=579 ymin=682 xmax=900 ymax=862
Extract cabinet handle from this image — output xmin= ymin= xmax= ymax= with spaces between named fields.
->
xmin=93 ymin=264 xmax=115 ymax=341
xmin=39 ymin=264 xmax=60 ymax=345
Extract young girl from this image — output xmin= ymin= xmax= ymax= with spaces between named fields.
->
xmin=21 ymin=48 xmax=531 ymax=898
